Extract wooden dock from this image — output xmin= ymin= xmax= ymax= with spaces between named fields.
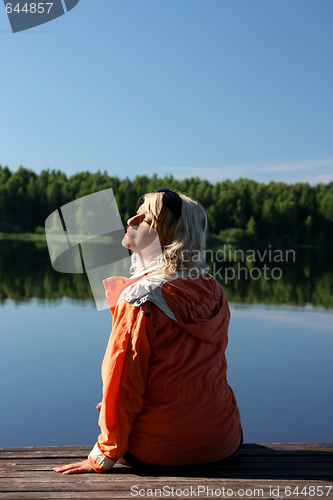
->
xmin=0 ymin=443 xmax=332 ymax=499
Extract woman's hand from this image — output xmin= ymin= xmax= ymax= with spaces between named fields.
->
xmin=53 ymin=459 xmax=95 ymax=475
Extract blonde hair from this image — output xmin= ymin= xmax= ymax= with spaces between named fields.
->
xmin=130 ymin=191 xmax=208 ymax=277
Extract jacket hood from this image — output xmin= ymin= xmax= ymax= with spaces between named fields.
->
xmin=160 ymin=274 xmax=230 ymax=343
xmin=104 ymin=270 xmax=230 ymax=344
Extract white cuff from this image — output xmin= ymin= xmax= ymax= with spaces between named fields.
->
xmin=90 ymin=443 xmax=115 ymax=470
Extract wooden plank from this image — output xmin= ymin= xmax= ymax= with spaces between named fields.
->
xmin=0 ymin=457 xmax=331 ymax=469
xmin=244 ymin=443 xmax=333 ymax=452
xmin=1 ymin=453 xmax=332 ymax=463
xmin=1 ymin=443 xmax=332 ymax=459
xmin=0 ymin=460 xmax=326 ymax=469
xmin=1 ymin=454 xmax=332 ymax=464
xmin=0 ymin=467 xmax=332 ymax=478
xmin=0 ymin=448 xmax=91 ymax=459
xmin=0 ymin=447 xmax=92 ymax=454
xmin=1 ymin=443 xmax=332 ymax=455
xmin=0 ymin=488 xmax=332 ymax=498
xmin=0 ymin=482 xmax=332 ymax=499
xmin=1 ymin=443 xmax=332 ymax=453
xmin=0 ymin=478 xmax=332 ymax=487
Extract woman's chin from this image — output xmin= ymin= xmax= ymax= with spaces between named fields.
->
xmin=121 ymin=235 xmax=130 ymax=249
xmin=121 ymin=235 xmax=138 ymax=253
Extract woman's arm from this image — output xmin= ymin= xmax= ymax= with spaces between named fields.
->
xmin=88 ymin=300 xmax=154 ymax=472
xmin=54 ymin=301 xmax=153 ymax=475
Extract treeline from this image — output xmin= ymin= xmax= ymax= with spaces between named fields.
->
xmin=0 ymin=165 xmax=333 ymax=245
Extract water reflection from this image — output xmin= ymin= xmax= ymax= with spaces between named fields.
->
xmin=1 ymin=239 xmax=332 ymax=308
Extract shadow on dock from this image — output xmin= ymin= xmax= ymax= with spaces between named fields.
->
xmin=110 ymin=444 xmax=333 ymax=481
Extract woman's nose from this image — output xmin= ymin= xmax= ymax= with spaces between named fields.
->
xmin=127 ymin=215 xmax=139 ymax=227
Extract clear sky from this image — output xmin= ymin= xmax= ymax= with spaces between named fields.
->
xmin=1 ymin=0 xmax=332 ymax=184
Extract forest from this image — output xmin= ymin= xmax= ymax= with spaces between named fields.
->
xmin=0 ymin=165 xmax=332 ymax=246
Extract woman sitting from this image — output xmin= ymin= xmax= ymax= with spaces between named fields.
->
xmin=54 ymin=188 xmax=242 ymax=474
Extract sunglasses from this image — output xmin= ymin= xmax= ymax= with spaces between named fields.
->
xmin=154 ymin=187 xmax=182 ymax=220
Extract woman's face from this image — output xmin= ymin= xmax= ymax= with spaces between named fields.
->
xmin=122 ymin=204 xmax=162 ymax=254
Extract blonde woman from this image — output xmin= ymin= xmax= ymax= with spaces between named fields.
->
xmin=54 ymin=188 xmax=242 ymax=474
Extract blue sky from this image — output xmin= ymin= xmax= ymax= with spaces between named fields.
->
xmin=1 ymin=0 xmax=332 ymax=184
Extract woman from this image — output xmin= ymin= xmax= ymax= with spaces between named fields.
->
xmin=54 ymin=188 xmax=242 ymax=475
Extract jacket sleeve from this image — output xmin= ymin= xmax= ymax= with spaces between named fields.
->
xmin=88 ymin=300 xmax=153 ymax=472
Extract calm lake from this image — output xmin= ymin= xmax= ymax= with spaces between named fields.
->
xmin=0 ymin=239 xmax=332 ymax=447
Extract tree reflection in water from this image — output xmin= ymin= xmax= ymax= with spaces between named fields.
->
xmin=0 ymin=239 xmax=332 ymax=309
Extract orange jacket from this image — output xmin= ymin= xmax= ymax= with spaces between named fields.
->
xmin=88 ymin=270 xmax=242 ymax=472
